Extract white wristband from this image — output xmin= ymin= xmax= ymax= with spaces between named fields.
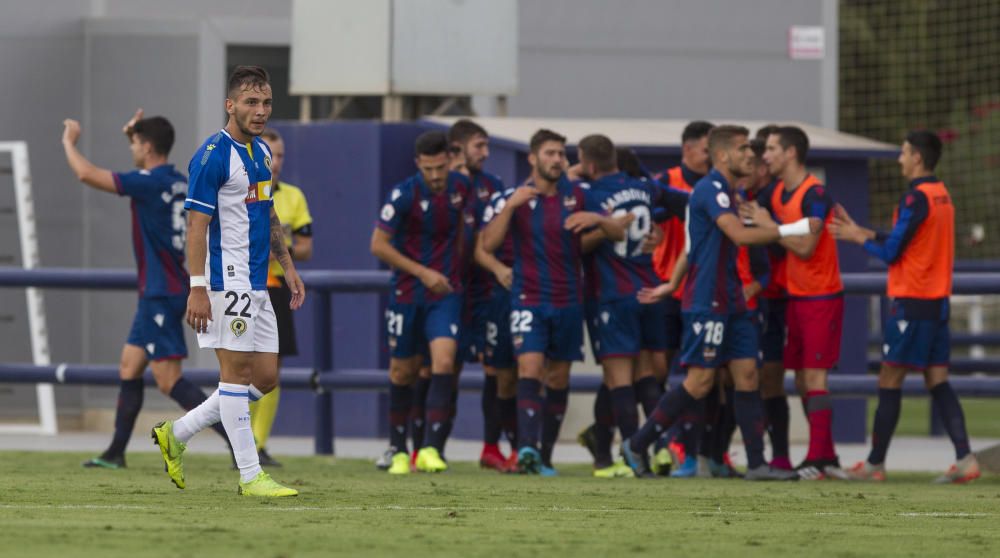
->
xmin=778 ymin=218 xmax=811 ymax=238
xmin=189 ymin=275 xmax=207 ymax=288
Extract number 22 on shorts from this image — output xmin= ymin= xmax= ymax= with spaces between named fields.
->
xmin=510 ymin=310 xmax=533 ymax=333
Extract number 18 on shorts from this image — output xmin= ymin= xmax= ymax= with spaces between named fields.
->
xmin=678 ymin=312 xmax=758 ymax=368
xmin=197 ymin=290 xmax=279 ymax=353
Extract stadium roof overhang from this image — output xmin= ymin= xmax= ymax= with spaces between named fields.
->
xmin=423 ymin=116 xmax=899 ymax=161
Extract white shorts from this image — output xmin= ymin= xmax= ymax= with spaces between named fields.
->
xmin=196 ymin=289 xmax=279 ymax=353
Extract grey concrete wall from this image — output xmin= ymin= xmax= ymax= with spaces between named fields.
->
xmin=0 ymin=1 xmax=291 ymax=419
xmin=511 ymin=0 xmax=827 ymax=124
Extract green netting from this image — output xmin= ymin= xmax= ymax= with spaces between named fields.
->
xmin=840 ymin=0 xmax=1000 ymax=259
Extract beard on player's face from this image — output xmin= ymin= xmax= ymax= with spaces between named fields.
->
xmin=463 ymin=138 xmax=488 ymax=173
xmin=228 ymin=87 xmax=272 ymax=139
xmin=538 ymin=162 xmax=563 ymax=182
xmin=464 ymin=153 xmax=484 ymax=173
xmin=719 ymin=149 xmax=747 ymax=179
xmin=235 ymin=109 xmax=266 ymax=138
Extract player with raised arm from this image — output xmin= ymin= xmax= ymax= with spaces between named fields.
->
xmin=150 ymin=66 xmax=303 ymax=497
xmin=62 ymin=110 xmax=232 ymax=469
xmin=370 ymin=131 xmax=472 ymax=475
xmin=758 ymin=126 xmax=846 ymax=480
xmin=622 ymin=125 xmax=816 ymax=481
xmin=831 ymin=130 xmax=979 ymax=484
xmin=480 ymin=129 xmax=625 ymax=475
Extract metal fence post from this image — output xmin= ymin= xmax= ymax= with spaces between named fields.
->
xmin=313 ymin=289 xmax=334 ymax=455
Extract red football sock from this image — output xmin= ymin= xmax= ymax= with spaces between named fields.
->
xmin=805 ymin=390 xmax=834 ymax=461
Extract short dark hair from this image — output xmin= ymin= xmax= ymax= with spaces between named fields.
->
xmin=448 ymin=119 xmax=488 ymax=145
xmin=772 ymin=126 xmax=810 ymax=164
xmin=616 ymin=147 xmax=645 ymax=178
xmin=755 ymin=124 xmax=780 ymax=142
xmin=132 ymin=116 xmax=175 ymax=156
xmin=707 ymin=125 xmax=750 ymax=158
xmin=260 ymin=128 xmax=282 ymax=142
xmin=682 ymin=120 xmax=715 ymax=144
xmin=529 ymin=128 xmax=566 ymax=154
xmin=414 ymin=130 xmax=449 ymax=157
xmin=905 ymin=129 xmax=943 ymax=171
xmin=578 ymin=134 xmax=616 ymax=173
xmin=749 ymin=138 xmax=766 ymax=159
xmin=227 ymin=65 xmax=270 ymax=98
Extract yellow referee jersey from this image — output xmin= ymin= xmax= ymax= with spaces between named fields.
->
xmin=267 ymin=181 xmax=313 ymax=284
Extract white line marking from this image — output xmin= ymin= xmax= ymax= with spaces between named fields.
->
xmin=897 ymin=512 xmax=988 ymax=518
xmin=0 ymin=504 xmax=990 ymax=518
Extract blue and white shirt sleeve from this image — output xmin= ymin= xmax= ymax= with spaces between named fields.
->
xmin=185 ymin=145 xmax=226 ymax=216
xmin=480 ymin=189 xmax=512 ymax=228
xmin=376 ymin=184 xmax=412 ymax=235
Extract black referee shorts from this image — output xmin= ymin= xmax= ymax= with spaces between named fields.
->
xmin=267 ymin=276 xmax=298 ymax=357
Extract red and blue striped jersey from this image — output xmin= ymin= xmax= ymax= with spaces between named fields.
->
xmin=113 ymin=164 xmax=189 ymax=298
xmin=682 ymin=169 xmax=747 ymax=315
xmin=483 ymin=176 xmax=587 ymax=308
xmin=466 ymin=170 xmax=508 ymax=303
xmin=583 ymin=173 xmax=689 ymax=302
xmin=376 ymin=171 xmax=473 ymax=304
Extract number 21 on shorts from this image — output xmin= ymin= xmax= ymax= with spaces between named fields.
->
xmin=386 ymin=311 xmax=404 ymax=336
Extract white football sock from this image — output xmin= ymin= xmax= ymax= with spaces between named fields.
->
xmin=173 ymin=389 xmax=220 ymax=444
xmin=218 ymin=382 xmax=262 ymax=482
xmin=172 ymin=384 xmax=265 ymax=443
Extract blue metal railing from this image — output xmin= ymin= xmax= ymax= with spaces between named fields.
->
xmin=4 ymin=361 xmax=1000 ymax=396
xmin=4 ymin=266 xmax=1000 ymax=454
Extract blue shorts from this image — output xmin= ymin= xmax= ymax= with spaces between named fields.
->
xmin=459 ymin=299 xmax=484 ymax=363
xmin=596 ymin=297 xmax=668 ymax=359
xmin=759 ymin=297 xmax=787 ymax=363
xmin=751 ymin=309 xmax=765 ymax=365
xmin=483 ymin=293 xmax=515 ymax=369
xmin=664 ymin=297 xmax=683 ymax=351
xmin=679 ymin=312 xmax=758 ymax=369
xmin=386 ymin=295 xmax=461 ymax=359
xmin=126 ymin=295 xmax=188 ymax=361
xmin=883 ymin=300 xmax=950 ymax=370
xmin=511 ymin=303 xmax=583 ymax=362
xmin=584 ymin=299 xmax=601 ymax=362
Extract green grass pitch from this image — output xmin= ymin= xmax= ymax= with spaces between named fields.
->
xmin=1 ymin=452 xmax=998 ymax=557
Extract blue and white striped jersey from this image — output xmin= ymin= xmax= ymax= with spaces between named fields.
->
xmin=185 ymin=129 xmax=274 ymax=291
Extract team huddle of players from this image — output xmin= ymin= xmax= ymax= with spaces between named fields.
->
xmin=62 ymin=61 xmax=978 ymax=494
xmin=371 ymin=119 xmax=980 ymax=483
